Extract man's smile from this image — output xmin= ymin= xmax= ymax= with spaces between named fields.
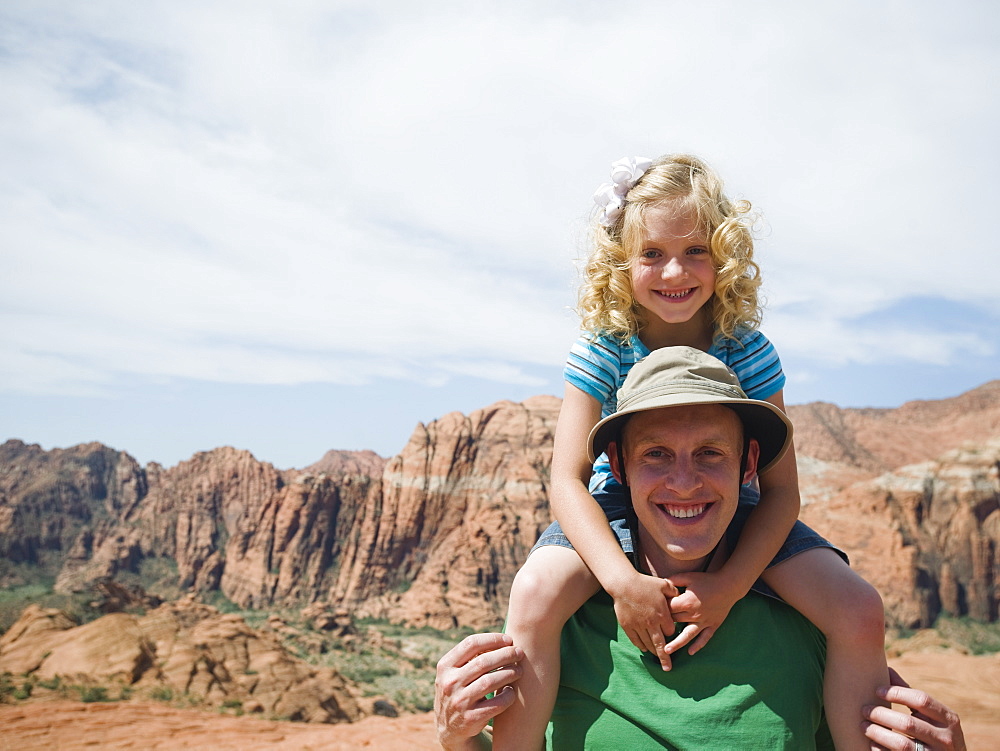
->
xmin=656 ymin=502 xmax=711 ymax=521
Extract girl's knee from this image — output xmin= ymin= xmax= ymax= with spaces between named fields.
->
xmin=828 ymin=578 xmax=886 ymax=646
xmin=507 ymin=548 xmax=594 ymax=627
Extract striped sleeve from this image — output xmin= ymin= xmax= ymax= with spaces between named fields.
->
xmin=563 ymin=333 xmax=622 ymax=407
xmin=712 ymin=329 xmax=786 ymax=400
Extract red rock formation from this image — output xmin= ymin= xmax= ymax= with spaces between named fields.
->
xmin=43 ymin=447 xmax=385 ymax=610
xmin=802 ymin=439 xmax=1000 ymax=627
xmin=0 ymin=440 xmax=145 ymax=579
xmin=2 ymin=381 xmax=998 ymax=632
xmin=329 ymin=396 xmax=561 ymax=630
xmin=0 ymin=596 xmax=366 ymax=723
xmin=788 ymin=380 xmax=1000 ymax=473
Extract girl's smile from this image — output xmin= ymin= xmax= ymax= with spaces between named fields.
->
xmin=630 ymin=202 xmax=716 ymax=336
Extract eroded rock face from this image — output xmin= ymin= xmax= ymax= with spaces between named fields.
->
xmin=0 ymin=444 xmax=386 ymax=611
xmin=0 ymin=440 xmax=146 ymax=578
xmin=802 ymin=439 xmax=1000 ymax=627
xmin=328 ymin=396 xmax=561 ymax=630
xmin=2 ymin=382 xmax=998 ymax=632
xmin=0 ymin=596 xmax=365 ymax=723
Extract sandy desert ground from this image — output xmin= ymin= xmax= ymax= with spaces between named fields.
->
xmin=1 ymin=650 xmax=997 ymax=750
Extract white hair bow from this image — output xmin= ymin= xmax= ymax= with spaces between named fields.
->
xmin=593 ymin=156 xmax=653 ymax=226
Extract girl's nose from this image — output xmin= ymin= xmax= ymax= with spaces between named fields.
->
xmin=661 ymin=256 xmax=687 ymax=280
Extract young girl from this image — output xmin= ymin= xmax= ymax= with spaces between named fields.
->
xmin=493 ymin=154 xmax=889 ymax=750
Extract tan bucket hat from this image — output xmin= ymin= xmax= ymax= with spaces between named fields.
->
xmin=588 ymin=346 xmax=793 ymax=473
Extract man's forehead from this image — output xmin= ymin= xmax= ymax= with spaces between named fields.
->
xmin=622 ymin=403 xmax=743 ymax=444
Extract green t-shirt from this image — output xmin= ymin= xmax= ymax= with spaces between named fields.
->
xmin=546 ymin=590 xmax=833 ymax=750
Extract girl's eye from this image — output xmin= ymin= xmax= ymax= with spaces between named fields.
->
xmin=687 ymin=246 xmax=709 ymax=255
xmin=641 ymin=249 xmax=660 ymax=259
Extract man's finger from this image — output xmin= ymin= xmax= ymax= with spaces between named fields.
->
xmin=880 ymin=684 xmax=957 ymax=726
xmin=861 ymin=719 xmax=912 ymax=751
xmin=465 ymin=660 xmax=524 ymax=701
xmin=438 ymin=632 xmax=515 ymax=671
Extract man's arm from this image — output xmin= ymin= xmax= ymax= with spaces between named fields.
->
xmin=862 ymin=668 xmax=966 ymax=751
xmin=434 ymin=633 xmax=525 ymax=751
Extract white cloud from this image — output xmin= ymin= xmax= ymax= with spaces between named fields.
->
xmin=1 ymin=0 xmax=998 ymax=403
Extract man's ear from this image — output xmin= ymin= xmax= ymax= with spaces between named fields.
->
xmin=607 ymin=440 xmax=625 ymax=483
xmin=742 ymin=438 xmax=761 ymax=485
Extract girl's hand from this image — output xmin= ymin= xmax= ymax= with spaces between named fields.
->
xmin=663 ymin=571 xmax=743 ymax=656
xmin=609 ymin=571 xmax=680 ymax=671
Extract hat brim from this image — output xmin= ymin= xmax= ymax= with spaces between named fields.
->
xmin=588 ymin=392 xmax=793 ymax=474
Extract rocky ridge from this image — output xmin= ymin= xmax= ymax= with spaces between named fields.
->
xmin=1 ymin=382 xmax=998 ymax=633
xmin=0 ymin=595 xmax=369 ymax=723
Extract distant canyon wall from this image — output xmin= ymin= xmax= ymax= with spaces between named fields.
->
xmin=1 ymin=383 xmax=998 ymax=630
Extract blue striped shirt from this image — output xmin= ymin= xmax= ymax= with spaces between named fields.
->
xmin=564 ymin=328 xmax=786 ymax=491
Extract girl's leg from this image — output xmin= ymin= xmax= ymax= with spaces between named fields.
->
xmin=762 ymin=548 xmax=889 ymax=751
xmin=491 ymin=545 xmax=600 ymax=751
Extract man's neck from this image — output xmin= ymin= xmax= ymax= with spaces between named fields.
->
xmin=637 ymin=528 xmax=727 ymax=579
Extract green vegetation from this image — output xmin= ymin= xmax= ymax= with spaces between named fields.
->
xmin=933 ymin=614 xmax=1000 ymax=655
xmin=117 ymin=556 xmax=182 ymax=602
xmin=149 ymin=685 xmax=175 ymax=702
xmin=299 ymin=618 xmax=478 ymax=714
xmin=77 ymin=685 xmax=110 ymax=703
xmin=0 ymin=583 xmax=98 ymax=635
xmin=0 ymin=672 xmax=15 ymax=702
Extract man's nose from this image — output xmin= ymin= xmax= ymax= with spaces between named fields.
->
xmin=662 ymin=458 xmax=700 ymax=493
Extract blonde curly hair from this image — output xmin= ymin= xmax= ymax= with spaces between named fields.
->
xmin=578 ymin=154 xmax=762 ymax=342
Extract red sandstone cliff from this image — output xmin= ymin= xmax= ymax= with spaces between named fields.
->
xmin=802 ymin=439 xmax=1000 ymax=627
xmin=1 ymin=381 xmax=998 ymax=631
xmin=328 ymin=396 xmax=561 ymax=629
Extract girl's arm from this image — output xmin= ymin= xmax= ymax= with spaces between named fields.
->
xmin=667 ymin=389 xmax=800 ymax=653
xmin=550 ymin=383 xmax=679 ymax=664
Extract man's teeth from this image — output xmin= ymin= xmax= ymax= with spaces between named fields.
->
xmin=664 ymin=504 xmax=706 ymax=518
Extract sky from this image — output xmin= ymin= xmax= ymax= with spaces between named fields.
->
xmin=2 ymin=1 xmax=998 ymax=470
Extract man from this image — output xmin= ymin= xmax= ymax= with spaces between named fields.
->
xmin=435 ymin=347 xmax=967 ymax=750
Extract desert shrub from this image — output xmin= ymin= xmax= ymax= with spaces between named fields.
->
xmin=150 ymin=685 xmax=175 ymax=702
xmin=13 ymin=680 xmax=33 ymax=700
xmin=77 ymin=685 xmax=109 ymax=703
xmin=334 ymin=650 xmax=399 ymax=684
